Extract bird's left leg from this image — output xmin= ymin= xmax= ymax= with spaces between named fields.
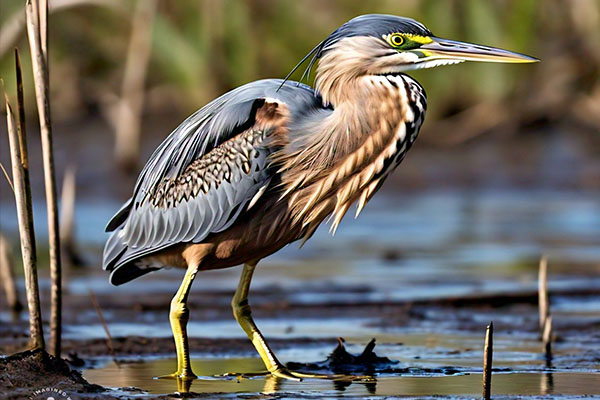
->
xmin=156 ymin=263 xmax=199 ymax=381
xmin=230 ymin=261 xmax=345 ymax=381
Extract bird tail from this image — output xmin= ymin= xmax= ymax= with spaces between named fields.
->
xmin=103 ymin=228 xmax=159 ymax=286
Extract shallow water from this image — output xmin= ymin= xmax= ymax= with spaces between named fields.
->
xmin=84 ymin=357 xmax=600 ymax=397
xmin=81 ymin=324 xmax=600 ymax=397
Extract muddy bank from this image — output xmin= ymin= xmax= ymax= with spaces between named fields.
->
xmin=0 ymin=349 xmax=112 ymax=400
xmin=1 ymin=336 xmax=337 ymax=360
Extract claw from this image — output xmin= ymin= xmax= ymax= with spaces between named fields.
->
xmin=217 ymin=368 xmax=373 ymax=382
xmin=154 ymin=372 xmax=198 ymax=394
xmin=273 ymin=367 xmax=372 ymax=382
xmin=154 ymin=371 xmax=198 ymax=380
xmin=271 ymin=367 xmax=303 ymax=381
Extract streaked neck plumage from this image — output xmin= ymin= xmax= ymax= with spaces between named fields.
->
xmin=278 ymin=39 xmax=427 ymax=235
xmin=286 ymin=37 xmax=426 ymax=170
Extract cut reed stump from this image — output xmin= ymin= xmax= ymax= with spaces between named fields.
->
xmin=482 ymin=321 xmax=493 ymax=400
xmin=0 ymin=233 xmax=23 ymax=318
xmin=542 ymin=315 xmax=553 ymax=357
xmin=538 ymin=256 xmax=554 ymax=360
xmin=26 ymin=0 xmax=62 ymax=357
xmin=538 ymin=256 xmax=549 ymax=331
xmin=4 ymin=76 xmax=44 ymax=350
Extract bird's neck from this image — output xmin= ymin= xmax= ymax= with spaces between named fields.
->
xmin=307 ymin=71 xmax=418 ymax=166
xmin=280 ymin=42 xmax=426 ymax=179
xmin=277 ymin=71 xmax=424 ymax=237
xmin=314 ymin=36 xmax=392 ymax=107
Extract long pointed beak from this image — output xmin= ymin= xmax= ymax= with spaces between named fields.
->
xmin=421 ymin=37 xmax=539 ymax=63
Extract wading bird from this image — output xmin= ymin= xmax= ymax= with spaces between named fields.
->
xmin=104 ymin=14 xmax=536 ymax=383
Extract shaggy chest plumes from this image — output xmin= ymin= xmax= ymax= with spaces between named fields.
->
xmin=277 ymin=71 xmax=427 ymax=238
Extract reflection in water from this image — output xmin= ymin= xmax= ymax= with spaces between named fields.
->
xmin=541 ymin=371 xmax=555 ymax=395
xmin=261 ymin=375 xmax=282 ymax=394
xmin=164 ymin=367 xmax=379 ymax=394
xmin=333 ymin=379 xmax=351 ymax=392
xmin=365 ymin=379 xmax=377 ymax=394
xmin=83 ymin=357 xmax=600 ymax=397
xmin=174 ymin=376 xmax=193 ymax=393
xmin=540 ymin=353 xmax=554 ymax=395
xmin=330 ymin=378 xmax=377 ymax=394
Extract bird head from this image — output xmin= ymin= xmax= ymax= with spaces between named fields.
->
xmin=317 ymin=14 xmax=538 ymax=73
xmin=289 ymin=14 xmax=538 ymax=104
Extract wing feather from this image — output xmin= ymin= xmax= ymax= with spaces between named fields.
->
xmin=103 ymin=79 xmax=322 ymax=282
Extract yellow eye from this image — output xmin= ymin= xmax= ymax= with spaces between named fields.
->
xmin=389 ymin=34 xmax=404 ymax=47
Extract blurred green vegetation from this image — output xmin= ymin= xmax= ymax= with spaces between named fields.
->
xmin=1 ymin=0 xmax=599 ymax=138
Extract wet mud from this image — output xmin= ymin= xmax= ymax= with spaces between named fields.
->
xmin=0 ymin=349 xmax=109 ymax=400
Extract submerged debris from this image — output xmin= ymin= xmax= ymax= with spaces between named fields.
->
xmin=287 ymin=337 xmax=397 ymax=374
xmin=287 ymin=337 xmax=469 ymax=377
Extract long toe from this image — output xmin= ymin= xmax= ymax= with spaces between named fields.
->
xmin=216 ymin=368 xmax=372 ymax=382
xmin=286 ymin=369 xmax=375 ymax=382
xmin=271 ymin=367 xmax=303 ymax=381
xmin=154 ymin=371 xmax=198 ymax=380
xmin=271 ymin=368 xmax=373 ymax=382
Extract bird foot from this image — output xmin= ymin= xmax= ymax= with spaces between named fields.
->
xmin=154 ymin=371 xmax=198 ymax=394
xmin=218 ymin=368 xmax=372 ymax=382
xmin=154 ymin=371 xmax=198 ymax=380
xmin=278 ymin=368 xmax=374 ymax=382
xmin=271 ymin=367 xmax=304 ymax=381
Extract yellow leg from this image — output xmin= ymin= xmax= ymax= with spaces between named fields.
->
xmin=157 ymin=264 xmax=199 ymax=381
xmin=232 ymin=262 xmax=345 ymax=381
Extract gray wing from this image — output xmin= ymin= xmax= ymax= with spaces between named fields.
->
xmin=103 ymin=79 xmax=321 ymax=284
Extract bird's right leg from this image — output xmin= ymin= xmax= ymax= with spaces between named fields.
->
xmin=231 ymin=261 xmax=346 ymax=381
xmin=230 ymin=261 xmax=299 ymax=380
xmin=157 ymin=263 xmax=199 ymax=381
xmin=226 ymin=262 xmax=374 ymax=383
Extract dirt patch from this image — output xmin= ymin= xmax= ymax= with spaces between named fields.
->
xmin=1 ymin=336 xmax=336 ymax=360
xmin=0 ymin=349 xmax=117 ymax=399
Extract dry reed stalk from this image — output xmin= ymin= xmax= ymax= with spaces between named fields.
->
xmin=26 ymin=0 xmax=62 ymax=357
xmin=89 ymin=289 xmax=120 ymax=368
xmin=538 ymin=256 xmax=549 ymax=331
xmin=0 ymin=233 xmax=23 ymax=317
xmin=114 ymin=0 xmax=157 ymax=171
xmin=15 ymin=50 xmax=29 ymax=179
xmin=4 ymin=88 xmax=45 ymax=350
xmin=482 ymin=321 xmax=493 ymax=400
xmin=0 ymin=161 xmax=14 ymax=192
